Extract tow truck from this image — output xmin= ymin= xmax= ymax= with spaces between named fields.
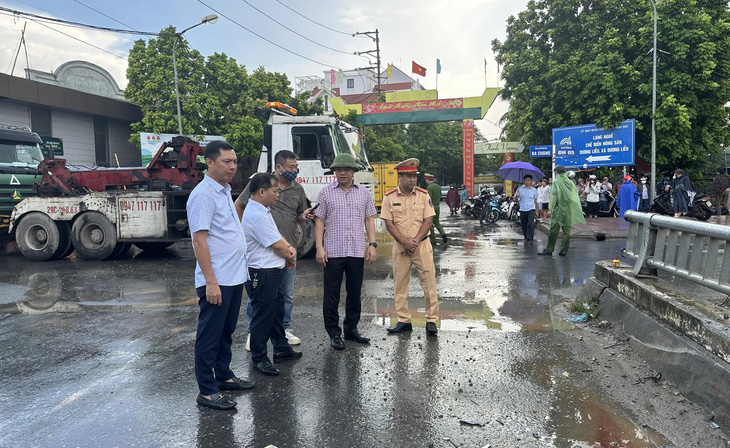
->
xmin=9 ymin=103 xmax=374 ymax=261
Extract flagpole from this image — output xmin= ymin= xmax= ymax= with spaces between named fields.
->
xmin=484 ymin=58 xmax=487 ymax=88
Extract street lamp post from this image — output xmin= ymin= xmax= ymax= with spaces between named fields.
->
xmin=649 ymin=0 xmax=657 ymax=202
xmin=173 ymin=14 xmax=218 ymax=136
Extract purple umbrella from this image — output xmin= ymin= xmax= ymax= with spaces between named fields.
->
xmin=495 ymin=161 xmax=545 ymax=182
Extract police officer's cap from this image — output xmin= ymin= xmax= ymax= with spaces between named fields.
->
xmin=554 ymin=165 xmax=566 ymax=174
xmin=395 ymin=158 xmax=420 ymax=174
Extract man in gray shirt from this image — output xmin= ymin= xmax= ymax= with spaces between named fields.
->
xmin=187 ymin=140 xmax=254 ymax=411
xmin=236 ymin=150 xmax=315 ymax=349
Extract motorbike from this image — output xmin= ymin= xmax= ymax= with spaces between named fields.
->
xmin=581 ymin=191 xmax=619 ymax=218
xmin=461 ymin=198 xmax=473 ymax=216
xmin=479 ymin=193 xmax=500 ymax=225
xmin=651 ymin=188 xmax=715 ymax=221
xmin=498 ymin=195 xmax=519 ymax=221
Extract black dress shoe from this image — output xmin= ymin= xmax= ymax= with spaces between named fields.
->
xmin=426 ymin=322 xmax=438 ymax=336
xmin=217 ymin=376 xmax=255 ymax=390
xmin=330 ymin=335 xmax=345 ymax=350
xmin=197 ymin=393 xmax=237 ymax=410
xmin=538 ymin=250 xmax=553 ymax=256
xmin=273 ymin=348 xmax=303 ymax=363
xmin=559 ymin=251 xmax=567 ymax=256
xmin=254 ymin=358 xmax=279 ymax=376
xmin=387 ymin=322 xmax=413 ymax=333
xmin=344 ymin=328 xmax=370 ymax=344
xmin=442 ymin=235 xmax=448 ymax=243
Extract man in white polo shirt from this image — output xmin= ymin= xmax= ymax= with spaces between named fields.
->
xmin=187 ymin=140 xmax=254 ymax=411
xmin=242 ymin=173 xmax=301 ymax=376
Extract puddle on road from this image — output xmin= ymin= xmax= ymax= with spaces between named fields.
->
xmin=513 ymin=344 xmax=671 ymax=447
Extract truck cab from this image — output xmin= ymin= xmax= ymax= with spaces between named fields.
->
xmin=257 ymin=102 xmax=375 ymax=255
xmin=0 ymin=124 xmax=45 ymax=236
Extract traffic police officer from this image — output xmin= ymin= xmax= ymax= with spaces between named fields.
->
xmin=380 ymin=158 xmax=439 ymax=336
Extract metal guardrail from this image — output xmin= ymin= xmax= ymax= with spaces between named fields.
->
xmin=622 ymin=210 xmax=730 ymax=295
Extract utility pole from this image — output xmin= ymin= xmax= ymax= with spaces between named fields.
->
xmin=354 ymin=29 xmax=381 ymax=97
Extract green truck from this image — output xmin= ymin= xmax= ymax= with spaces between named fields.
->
xmin=0 ymin=124 xmax=45 ymax=239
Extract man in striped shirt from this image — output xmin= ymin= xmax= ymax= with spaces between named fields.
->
xmin=314 ymin=153 xmax=377 ymax=350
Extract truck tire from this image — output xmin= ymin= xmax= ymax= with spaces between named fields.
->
xmin=109 ymin=243 xmax=133 ymax=259
xmin=295 ymin=220 xmax=315 ymax=258
xmin=71 ymin=211 xmax=118 ymax=261
xmin=52 ymin=222 xmax=73 ymax=260
xmin=15 ymin=212 xmax=65 ymax=261
xmin=134 ymin=242 xmax=174 ymax=252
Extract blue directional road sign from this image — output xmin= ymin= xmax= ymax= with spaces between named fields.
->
xmin=529 ymin=145 xmax=551 ymax=158
xmin=552 ymin=119 xmax=635 ymax=168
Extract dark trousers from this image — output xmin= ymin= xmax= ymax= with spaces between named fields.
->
xmin=519 ymin=209 xmax=535 ymax=241
xmin=195 ymin=284 xmax=243 ymax=396
xmin=245 ymin=268 xmax=289 ymax=364
xmin=323 ymin=257 xmax=364 ymax=337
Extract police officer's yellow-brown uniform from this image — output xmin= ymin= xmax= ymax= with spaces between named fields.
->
xmin=380 ymin=159 xmax=439 ymax=327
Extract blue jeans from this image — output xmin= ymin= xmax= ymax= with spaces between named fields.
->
xmin=247 ymin=267 xmax=295 ymax=332
xmin=245 ymin=268 xmax=289 ymax=363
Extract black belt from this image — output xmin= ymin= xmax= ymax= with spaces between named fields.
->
xmin=248 ymin=267 xmax=282 ymax=273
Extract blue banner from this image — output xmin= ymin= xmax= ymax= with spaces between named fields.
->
xmin=552 ymin=119 xmax=635 ymax=168
xmin=529 ymin=145 xmax=551 ymax=158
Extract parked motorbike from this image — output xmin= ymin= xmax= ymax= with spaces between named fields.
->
xmin=651 ymin=188 xmax=715 ymax=221
xmin=581 ymin=191 xmax=619 ymax=218
xmin=498 ymin=195 xmax=519 ymax=221
xmin=479 ymin=194 xmax=500 ymax=225
xmin=461 ymin=198 xmax=473 ymax=216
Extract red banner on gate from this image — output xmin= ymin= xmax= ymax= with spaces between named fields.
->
xmin=463 ymin=120 xmax=475 ymax=197
xmin=361 ymin=98 xmax=463 ymax=114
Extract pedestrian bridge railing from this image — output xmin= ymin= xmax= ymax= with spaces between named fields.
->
xmin=621 ymin=210 xmax=730 ymax=296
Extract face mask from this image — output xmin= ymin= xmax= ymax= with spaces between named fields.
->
xmin=279 ymin=166 xmax=298 ymax=182
xmin=641 ymin=179 xmax=646 ymax=183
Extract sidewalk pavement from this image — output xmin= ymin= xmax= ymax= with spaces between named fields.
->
xmin=536 ymin=213 xmax=730 ymax=240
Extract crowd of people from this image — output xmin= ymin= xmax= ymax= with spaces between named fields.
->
xmin=186 ymin=143 xmax=441 ymax=411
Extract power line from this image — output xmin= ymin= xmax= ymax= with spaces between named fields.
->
xmin=197 ymin=0 xmax=348 ymax=70
xmin=28 ymin=18 xmax=128 ymax=60
xmin=238 ymin=0 xmax=364 ymax=57
xmin=274 ymin=0 xmax=363 ymax=37
xmin=0 ymin=6 xmax=157 ymax=35
xmin=73 ymin=0 xmax=138 ymax=31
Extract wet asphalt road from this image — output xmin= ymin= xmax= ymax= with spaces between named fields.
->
xmin=0 ymin=210 xmax=725 ymax=447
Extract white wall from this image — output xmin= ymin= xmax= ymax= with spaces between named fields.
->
xmin=0 ymin=101 xmax=30 ymax=127
xmin=52 ymin=110 xmax=94 ymax=165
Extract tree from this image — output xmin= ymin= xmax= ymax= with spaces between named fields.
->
xmin=125 ymin=27 xmax=323 ymax=156
xmin=492 ymin=0 xmax=730 ymax=177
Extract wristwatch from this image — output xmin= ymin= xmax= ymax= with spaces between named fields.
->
xmin=368 ymin=242 xmax=378 ymax=248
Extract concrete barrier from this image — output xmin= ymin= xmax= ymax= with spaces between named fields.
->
xmin=577 ymin=261 xmax=730 ymax=429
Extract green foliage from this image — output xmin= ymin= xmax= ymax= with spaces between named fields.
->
xmin=493 ymin=0 xmax=730 ymax=177
xmin=353 ymin=118 xmax=488 ymax=185
xmin=124 ymin=28 xmax=323 ymax=156
xmin=570 ymin=298 xmax=602 ymax=320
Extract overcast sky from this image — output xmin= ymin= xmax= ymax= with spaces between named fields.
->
xmin=0 ymin=0 xmax=530 ymax=140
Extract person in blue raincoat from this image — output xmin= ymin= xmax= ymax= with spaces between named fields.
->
xmin=616 ymin=175 xmax=638 ymax=218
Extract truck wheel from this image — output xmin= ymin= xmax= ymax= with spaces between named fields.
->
xmin=295 ymin=220 xmax=315 ymax=258
xmin=134 ymin=242 xmax=174 ymax=252
xmin=15 ymin=212 xmax=64 ymax=261
xmin=109 ymin=243 xmax=132 ymax=259
xmin=51 ymin=222 xmax=72 ymax=260
xmin=71 ymin=212 xmax=117 ymax=261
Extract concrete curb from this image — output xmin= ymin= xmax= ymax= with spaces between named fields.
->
xmin=535 ymin=220 xmax=627 ymax=240
xmin=577 ymin=262 xmax=730 ymax=429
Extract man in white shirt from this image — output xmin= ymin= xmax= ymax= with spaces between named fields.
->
xmin=187 ymin=140 xmax=254 ymax=411
xmin=242 ymin=173 xmax=301 ymax=377
xmin=514 ymin=174 xmax=539 ymax=245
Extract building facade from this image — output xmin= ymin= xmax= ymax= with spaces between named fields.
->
xmin=0 ymin=61 xmax=142 ymax=167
